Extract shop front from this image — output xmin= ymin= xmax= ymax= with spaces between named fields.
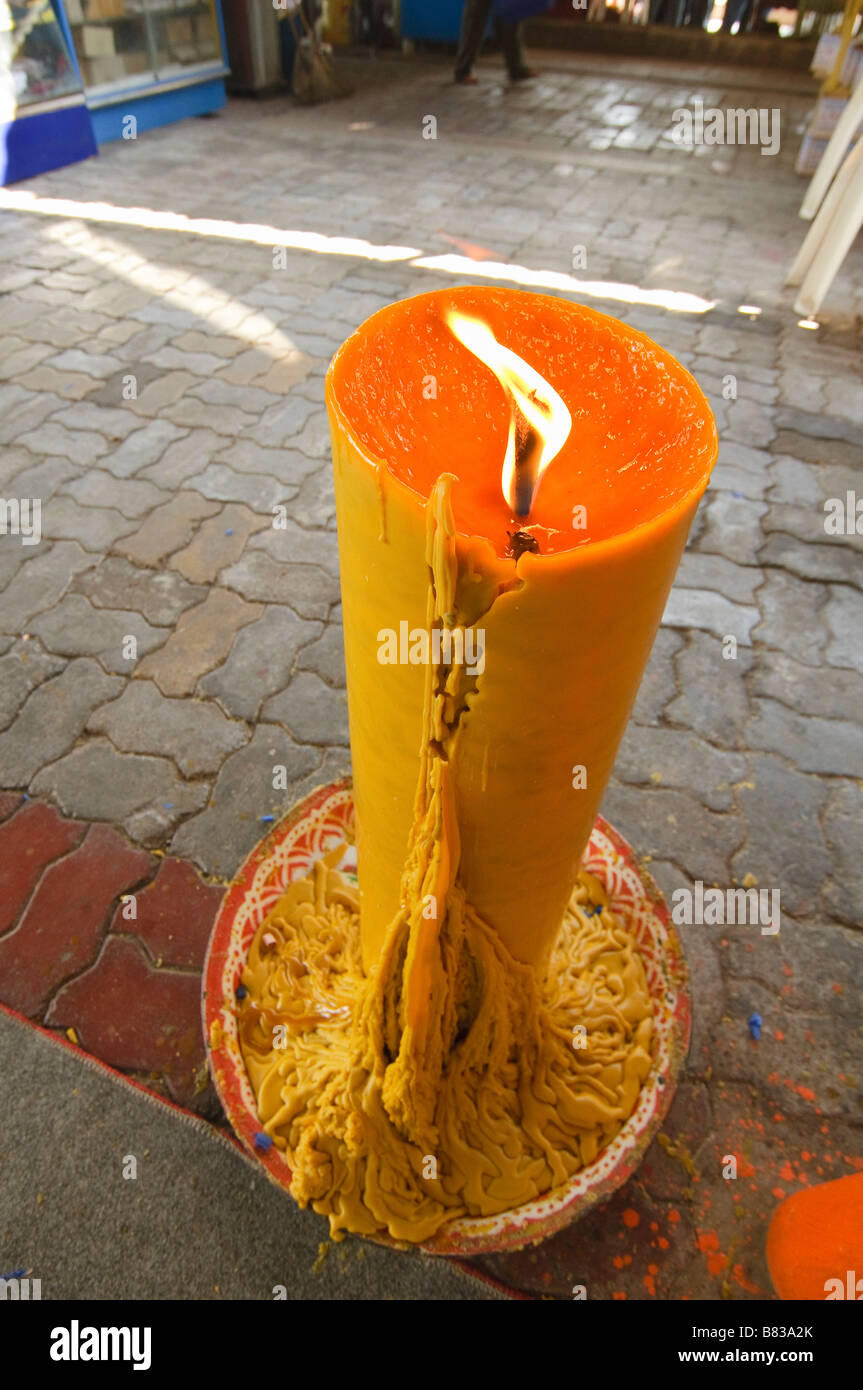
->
xmin=1 ymin=0 xmax=229 ymax=183
xmin=58 ymin=0 xmax=229 ymax=143
xmin=2 ymin=0 xmax=97 ymax=182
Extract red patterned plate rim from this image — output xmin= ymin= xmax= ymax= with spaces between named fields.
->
xmin=202 ymin=777 xmax=691 ymax=1257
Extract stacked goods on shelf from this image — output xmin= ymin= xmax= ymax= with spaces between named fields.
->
xmin=67 ymin=0 xmax=137 ymax=88
xmin=159 ymin=6 xmax=221 ymax=65
xmin=77 ymin=17 xmax=126 ymax=84
xmin=84 ymin=0 xmax=126 ymax=17
xmin=164 ymin=17 xmax=195 ymax=45
xmin=79 ymin=24 xmax=116 ymax=55
xmin=67 ymin=1 xmax=220 ymax=87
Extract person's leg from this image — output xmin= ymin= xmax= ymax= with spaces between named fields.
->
xmin=721 ymin=0 xmax=747 ymax=30
xmin=454 ymin=0 xmax=493 ymax=81
xmin=496 ymin=18 xmax=532 ymax=80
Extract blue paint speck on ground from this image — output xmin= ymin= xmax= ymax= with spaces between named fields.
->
xmin=748 ymin=1012 xmax=762 ymax=1041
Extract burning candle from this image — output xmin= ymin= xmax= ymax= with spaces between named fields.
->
xmin=326 ymin=286 xmax=717 ymax=975
xmin=237 ymin=285 xmax=717 ymax=1244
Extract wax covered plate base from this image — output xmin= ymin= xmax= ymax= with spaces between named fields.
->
xmin=203 ymin=779 xmax=690 ymax=1256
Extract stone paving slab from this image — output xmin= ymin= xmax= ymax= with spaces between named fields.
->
xmin=0 ymin=47 xmax=861 ymax=1300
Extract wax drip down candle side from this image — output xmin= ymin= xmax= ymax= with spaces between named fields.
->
xmin=236 ymin=286 xmax=718 ymax=1244
xmin=325 ymin=286 xmax=717 ymax=972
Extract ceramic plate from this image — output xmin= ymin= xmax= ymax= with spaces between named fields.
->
xmin=203 ymin=777 xmax=690 ymax=1255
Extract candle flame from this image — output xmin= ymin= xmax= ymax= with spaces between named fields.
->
xmin=446 ymin=309 xmax=572 ymax=518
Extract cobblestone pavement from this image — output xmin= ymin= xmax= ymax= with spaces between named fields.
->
xmin=1 ymin=48 xmax=861 ymax=1300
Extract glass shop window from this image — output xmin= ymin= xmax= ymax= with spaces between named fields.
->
xmin=2 ymin=0 xmax=84 ymax=109
xmin=64 ymin=0 xmax=221 ymax=94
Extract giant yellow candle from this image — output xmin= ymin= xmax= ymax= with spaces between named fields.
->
xmin=326 ymin=286 xmax=717 ymax=974
xmin=238 ymin=286 xmax=717 ymax=1244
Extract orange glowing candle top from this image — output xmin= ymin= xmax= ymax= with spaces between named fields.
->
xmin=330 ymin=285 xmax=717 ymax=556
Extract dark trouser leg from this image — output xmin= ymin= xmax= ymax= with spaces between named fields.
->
xmin=722 ymin=0 xmax=749 ymax=29
xmin=495 ymin=18 xmax=528 ymax=78
xmin=454 ymin=0 xmax=493 ymax=79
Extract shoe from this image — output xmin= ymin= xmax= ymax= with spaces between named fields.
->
xmin=455 ymin=72 xmax=479 ymax=84
xmin=509 ymin=68 xmax=538 ymax=83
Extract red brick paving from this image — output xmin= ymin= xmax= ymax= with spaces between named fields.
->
xmin=110 ymin=856 xmax=223 ymax=969
xmin=0 ymin=800 xmax=86 ymax=934
xmin=0 ymin=796 xmax=225 ymax=1117
xmin=46 ymin=936 xmax=207 ymax=1109
xmin=0 ymin=821 xmax=154 ymax=1017
xmin=0 ymin=792 xmax=23 ymax=821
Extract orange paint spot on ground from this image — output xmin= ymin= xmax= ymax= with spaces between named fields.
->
xmin=622 ymin=1208 xmax=640 ymax=1228
xmin=774 ymin=1030 xmax=784 ymax=1041
xmin=771 ymin=1075 xmax=817 ymax=1105
xmin=772 ymin=1187 xmax=786 ymax=1200
xmin=801 ymin=1151 xmax=813 ymax=1162
xmin=669 ymin=1209 xmax=681 ymax=1224
xmin=613 ymin=1291 xmax=627 ymax=1300
xmin=832 ymin=983 xmax=844 ymax=994
xmin=732 ymin=1263 xmax=761 ymax=1295
xmin=648 ymin=1263 xmax=659 ymax=1275
xmin=434 ymin=231 xmax=499 ymax=261
xmin=739 ymin=1158 xmax=756 ymax=1179
xmin=658 ymin=1236 xmax=670 ymax=1249
xmin=644 ymin=1274 xmax=657 ymax=1295
xmin=782 ymin=965 xmax=793 ymax=977
xmin=650 ymin=1221 xmax=659 ymax=1232
xmin=779 ymin=1162 xmax=795 ymax=1183
xmin=696 ymin=1230 xmax=728 ymax=1278
xmin=541 ymin=1272 xmax=552 ymax=1285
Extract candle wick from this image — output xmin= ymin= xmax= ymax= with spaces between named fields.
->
xmin=506 ymin=530 xmax=540 ymax=560
xmin=513 ymin=412 xmax=542 ymax=518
